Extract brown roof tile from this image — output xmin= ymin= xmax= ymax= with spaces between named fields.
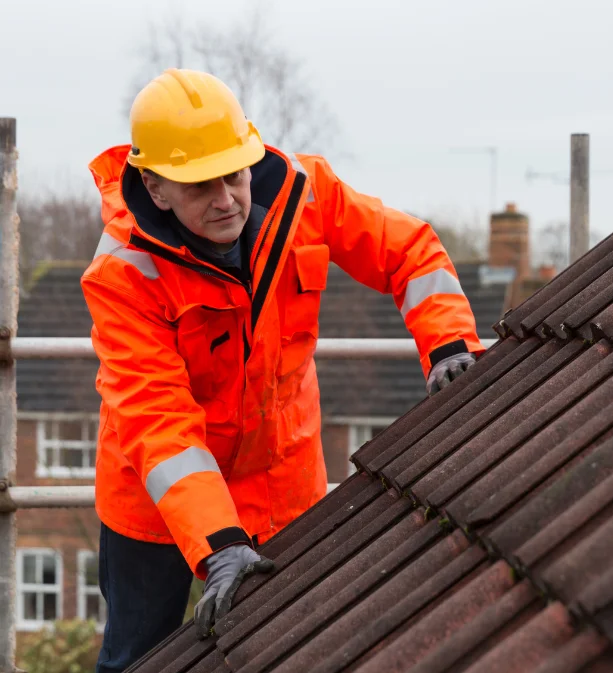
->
xmin=341 ymin=559 xmax=516 ymax=673
xmin=590 ymin=304 xmax=613 ymax=342
xmin=456 ymin=602 xmax=577 ymax=673
xmin=499 ymin=233 xmax=613 ymax=338
xmin=528 ymin=629 xmax=610 ymax=673
xmin=545 ymin=269 xmax=613 ymax=339
xmin=407 ymin=580 xmax=539 ymax=673
xmin=221 ymin=509 xmax=432 ymax=671
xmin=127 ymin=236 xmax=613 ymax=672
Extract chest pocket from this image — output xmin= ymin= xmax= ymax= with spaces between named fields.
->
xmin=282 ymin=244 xmax=329 ymax=339
xmin=176 ymin=305 xmax=241 ymax=404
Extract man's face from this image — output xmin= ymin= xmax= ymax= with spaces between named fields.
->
xmin=142 ymin=169 xmax=252 ymax=250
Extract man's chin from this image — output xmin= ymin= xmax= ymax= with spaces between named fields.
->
xmin=207 ymin=219 xmax=246 ymax=244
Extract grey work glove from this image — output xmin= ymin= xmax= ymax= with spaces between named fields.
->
xmin=194 ymin=544 xmax=274 ymax=638
xmin=426 ymin=352 xmax=476 ymax=396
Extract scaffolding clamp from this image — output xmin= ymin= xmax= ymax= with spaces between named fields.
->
xmin=0 ymin=327 xmax=12 ymax=366
xmin=0 ymin=479 xmax=17 ymax=514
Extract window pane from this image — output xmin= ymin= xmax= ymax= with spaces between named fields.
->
xmin=354 ymin=426 xmax=371 ymax=447
xmin=60 ymin=447 xmax=83 ymax=468
xmin=23 ymin=592 xmax=38 ymax=620
xmin=371 ymin=426 xmax=387 ymax=439
xmin=86 ymin=594 xmax=100 ymax=620
xmin=82 ymin=447 xmax=95 ymax=469
xmin=59 ymin=421 xmax=83 ymax=441
xmin=44 ymin=448 xmax=55 ymax=469
xmin=90 ymin=421 xmax=99 ymax=441
xmin=88 ymin=448 xmax=97 ymax=468
xmin=42 ymin=555 xmax=56 ymax=584
xmin=85 ymin=557 xmax=98 ymax=586
xmin=43 ymin=592 xmax=57 ymax=620
xmin=44 ymin=421 xmax=55 ymax=439
xmin=22 ymin=554 xmax=36 ymax=584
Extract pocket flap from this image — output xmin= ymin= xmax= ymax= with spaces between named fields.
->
xmin=293 ymin=245 xmax=330 ymax=292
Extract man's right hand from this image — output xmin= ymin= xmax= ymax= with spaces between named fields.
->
xmin=194 ymin=544 xmax=275 ymax=639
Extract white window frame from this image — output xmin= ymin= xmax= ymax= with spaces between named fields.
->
xmin=34 ymin=413 xmax=99 ymax=479
xmin=348 ymin=421 xmax=393 ymax=474
xmin=77 ymin=550 xmax=106 ymax=633
xmin=349 ymin=425 xmax=375 ymax=458
xmin=16 ymin=548 xmax=63 ymax=632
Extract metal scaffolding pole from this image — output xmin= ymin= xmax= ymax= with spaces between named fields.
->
xmin=10 ymin=485 xmax=95 ymax=508
xmin=0 ymin=118 xmax=18 ymax=673
xmin=0 ymin=482 xmax=344 ymax=508
xmin=9 ymin=336 xmax=498 ymax=360
xmin=570 ymin=134 xmax=590 ymax=263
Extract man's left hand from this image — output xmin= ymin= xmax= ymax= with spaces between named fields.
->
xmin=426 ymin=352 xmax=476 ymax=396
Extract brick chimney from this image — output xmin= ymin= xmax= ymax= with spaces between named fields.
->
xmin=539 ymin=264 xmax=557 ymax=282
xmin=489 ymin=203 xmax=531 ymax=308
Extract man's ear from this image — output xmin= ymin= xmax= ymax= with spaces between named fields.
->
xmin=141 ymin=172 xmax=172 ymax=211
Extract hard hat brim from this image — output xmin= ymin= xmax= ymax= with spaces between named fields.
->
xmin=129 ymin=134 xmax=265 ymax=184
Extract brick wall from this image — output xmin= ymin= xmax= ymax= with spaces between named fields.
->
xmin=321 ymin=423 xmax=351 ymax=483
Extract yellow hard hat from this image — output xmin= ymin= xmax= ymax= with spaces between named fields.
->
xmin=127 ymin=68 xmax=265 ymax=183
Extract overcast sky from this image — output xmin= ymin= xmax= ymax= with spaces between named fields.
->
xmin=3 ymin=0 xmax=613 ymax=251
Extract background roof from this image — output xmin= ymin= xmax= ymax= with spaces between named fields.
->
xmin=318 ymin=262 xmax=509 ymax=417
xmin=16 ymin=264 xmax=100 ymax=413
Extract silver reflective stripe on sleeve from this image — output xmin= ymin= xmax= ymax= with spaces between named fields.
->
xmin=400 ymin=268 xmax=465 ymax=320
xmin=94 ymin=232 xmax=160 ymax=280
xmin=288 ymin=153 xmax=314 ymax=203
xmin=146 ymin=446 xmax=221 ymax=505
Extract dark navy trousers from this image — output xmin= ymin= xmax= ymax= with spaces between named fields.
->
xmin=96 ymin=523 xmax=194 ymax=672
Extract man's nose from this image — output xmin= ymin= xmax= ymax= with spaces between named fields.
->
xmin=210 ymin=178 xmax=234 ymax=210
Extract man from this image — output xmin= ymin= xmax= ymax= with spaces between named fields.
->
xmin=82 ymin=68 xmax=483 ymax=672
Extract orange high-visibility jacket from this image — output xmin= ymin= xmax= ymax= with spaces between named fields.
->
xmin=82 ymin=144 xmax=483 ymax=576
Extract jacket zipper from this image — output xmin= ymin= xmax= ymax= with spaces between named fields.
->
xmin=251 ymin=208 xmax=276 ymax=276
xmin=228 ymin=319 xmax=250 ymax=476
xmin=227 ymin=175 xmax=305 ymax=477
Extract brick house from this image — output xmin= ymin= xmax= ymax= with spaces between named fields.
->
xmin=14 ymin=205 xmax=527 ymax=634
xmin=15 ymin=263 xmax=103 ymax=636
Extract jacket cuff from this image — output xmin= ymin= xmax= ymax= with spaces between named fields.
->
xmin=207 ymin=526 xmax=252 ymax=552
xmin=428 ymin=339 xmax=469 ymax=367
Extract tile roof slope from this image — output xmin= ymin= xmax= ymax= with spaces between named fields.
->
xmin=317 ymin=262 xmax=508 ymax=417
xmin=127 ymin=236 xmax=613 ymax=673
xmin=16 ymin=264 xmax=100 ymax=412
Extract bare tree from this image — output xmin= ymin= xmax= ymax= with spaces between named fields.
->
xmin=536 ymin=220 xmax=603 ymax=272
xmin=18 ymin=192 xmax=102 ymax=292
xmin=126 ymin=7 xmax=340 ymax=155
xmin=421 ymin=213 xmax=486 ymax=263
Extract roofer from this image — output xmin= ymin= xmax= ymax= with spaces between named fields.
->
xmin=82 ymin=68 xmax=484 ymax=672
